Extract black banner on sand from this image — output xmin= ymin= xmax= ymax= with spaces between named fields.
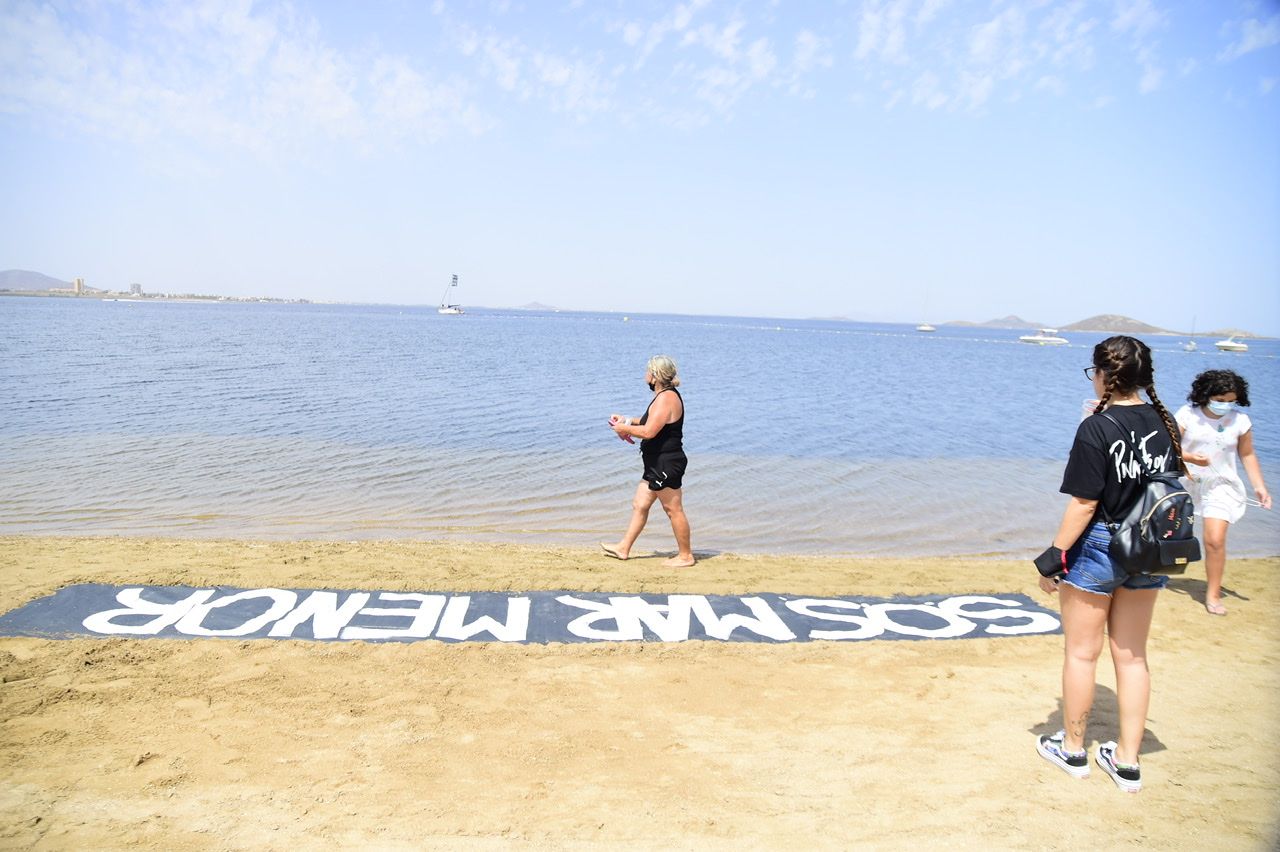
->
xmin=0 ymin=584 xmax=1061 ymax=644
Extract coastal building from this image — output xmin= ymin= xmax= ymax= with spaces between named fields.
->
xmin=73 ymin=277 xmax=84 ymax=295
xmin=130 ymin=283 xmax=143 ymax=296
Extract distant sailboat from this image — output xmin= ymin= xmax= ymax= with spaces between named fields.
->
xmin=437 ymin=274 xmax=463 ymax=315
xmin=1183 ymin=317 xmax=1197 ymax=351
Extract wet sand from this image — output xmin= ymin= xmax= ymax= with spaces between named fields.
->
xmin=1 ymin=536 xmax=1277 ymax=849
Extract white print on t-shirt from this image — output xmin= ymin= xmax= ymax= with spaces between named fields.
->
xmin=1108 ymin=429 xmax=1170 ymax=482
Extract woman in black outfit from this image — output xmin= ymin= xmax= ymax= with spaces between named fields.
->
xmin=601 ymin=354 xmax=695 ymax=568
xmin=1034 ymin=336 xmax=1186 ymax=794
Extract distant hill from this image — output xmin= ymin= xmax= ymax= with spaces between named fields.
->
xmin=514 ymin=302 xmax=560 ymax=311
xmin=944 ymin=315 xmax=1044 ymax=329
xmin=1060 ymin=314 xmax=1174 ymax=335
xmin=1204 ymin=328 xmax=1257 ymax=339
xmin=0 ymin=269 xmax=70 ymax=290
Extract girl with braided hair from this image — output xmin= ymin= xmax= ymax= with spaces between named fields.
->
xmin=1034 ymin=336 xmax=1185 ymax=793
xmin=1174 ymin=370 xmax=1271 ymax=616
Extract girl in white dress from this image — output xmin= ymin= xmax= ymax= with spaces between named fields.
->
xmin=1175 ymin=370 xmax=1272 ymax=615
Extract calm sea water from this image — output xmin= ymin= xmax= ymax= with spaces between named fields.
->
xmin=1 ymin=297 xmax=1276 ymax=557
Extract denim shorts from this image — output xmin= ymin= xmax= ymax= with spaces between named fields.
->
xmin=1062 ymin=522 xmax=1169 ymax=596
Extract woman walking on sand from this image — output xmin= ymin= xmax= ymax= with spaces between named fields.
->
xmin=1175 ymin=369 xmax=1271 ymax=616
xmin=601 ymin=355 xmax=695 ymax=568
xmin=1033 ymin=336 xmax=1186 ymax=793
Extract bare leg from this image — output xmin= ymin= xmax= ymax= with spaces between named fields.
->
xmin=1059 ymin=585 xmax=1111 ymax=752
xmin=1108 ymin=587 xmax=1159 ymax=764
xmin=608 ymin=482 xmax=658 ymax=559
xmin=1202 ymin=518 xmax=1229 ymax=613
xmin=656 ymin=487 xmax=694 ymax=567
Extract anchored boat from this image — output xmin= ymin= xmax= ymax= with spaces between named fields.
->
xmin=437 ymin=274 xmax=463 ymax=315
xmin=1018 ymin=328 xmax=1068 ymax=346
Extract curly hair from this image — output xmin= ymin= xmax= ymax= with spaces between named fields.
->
xmin=1090 ymin=336 xmax=1187 ymax=475
xmin=1187 ymin=369 xmax=1250 ymax=408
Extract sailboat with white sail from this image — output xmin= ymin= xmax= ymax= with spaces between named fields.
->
xmin=438 ymin=274 xmax=463 ymax=315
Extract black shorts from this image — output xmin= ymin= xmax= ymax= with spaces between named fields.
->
xmin=642 ymin=452 xmax=687 ymax=491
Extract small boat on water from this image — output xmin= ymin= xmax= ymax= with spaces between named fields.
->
xmin=1018 ymin=328 xmax=1068 ymax=346
xmin=1215 ymin=336 xmax=1248 ymax=352
xmin=1183 ymin=339 xmax=1198 ymax=352
xmin=437 ymin=274 xmax=463 ymax=315
xmin=916 ymin=323 xmax=936 ymax=332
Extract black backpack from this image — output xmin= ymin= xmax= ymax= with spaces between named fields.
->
xmin=1097 ymin=412 xmax=1202 ymax=576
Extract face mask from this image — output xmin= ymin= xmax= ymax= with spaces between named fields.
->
xmin=1207 ymin=400 xmax=1235 ymax=416
xmin=648 ymin=382 xmax=656 ymax=391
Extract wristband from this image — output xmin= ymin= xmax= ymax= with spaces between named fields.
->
xmin=1033 ymin=545 xmax=1067 ymax=578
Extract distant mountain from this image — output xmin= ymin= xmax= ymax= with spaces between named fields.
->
xmin=1060 ymin=314 xmax=1173 ymax=334
xmin=0 ymin=269 xmax=70 ymax=290
xmin=944 ymin=315 xmax=1044 ymax=329
xmin=1204 ymin=328 xmax=1257 ymax=339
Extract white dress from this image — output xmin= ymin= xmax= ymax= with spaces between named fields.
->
xmin=1175 ymin=404 xmax=1254 ymax=524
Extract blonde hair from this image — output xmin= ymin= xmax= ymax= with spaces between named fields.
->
xmin=647 ymin=354 xmax=680 ymax=388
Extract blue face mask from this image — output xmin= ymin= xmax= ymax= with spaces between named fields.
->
xmin=1207 ymin=400 xmax=1235 ymax=416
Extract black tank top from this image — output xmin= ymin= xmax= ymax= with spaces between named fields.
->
xmin=639 ymin=388 xmax=684 ymax=456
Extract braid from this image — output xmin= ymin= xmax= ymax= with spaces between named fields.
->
xmin=1092 ymin=354 xmax=1124 ymax=414
xmin=1146 ymin=385 xmax=1188 ymax=476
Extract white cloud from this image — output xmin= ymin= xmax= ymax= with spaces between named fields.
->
xmin=969 ymin=7 xmax=1029 ymax=79
xmin=1219 ymin=15 xmax=1280 ymax=61
xmin=911 ymin=71 xmax=948 ymax=109
xmin=1111 ymin=0 xmax=1165 ymax=39
xmin=683 ymin=19 xmax=746 ymax=61
xmin=916 ymin=0 xmax=950 ymax=28
xmin=1136 ymin=45 xmax=1164 ymax=93
xmin=531 ymin=52 xmax=614 ymax=114
xmin=1038 ymin=2 xmax=1097 ymax=70
xmin=793 ymin=30 xmax=832 ymax=74
xmin=747 ymin=38 xmax=777 ymax=80
xmin=0 ymin=0 xmax=497 ymax=161
xmin=620 ymin=0 xmax=712 ymax=66
xmin=480 ymin=36 xmax=524 ymax=92
xmin=1034 ymin=75 xmax=1066 ymax=96
xmin=957 ymin=72 xmax=993 ymax=108
xmin=855 ymin=0 xmax=911 ymax=64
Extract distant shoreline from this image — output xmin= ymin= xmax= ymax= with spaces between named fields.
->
xmin=2 ymin=290 xmax=1268 ymax=339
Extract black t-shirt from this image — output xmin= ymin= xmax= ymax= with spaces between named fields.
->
xmin=1060 ymin=404 xmax=1176 ymax=520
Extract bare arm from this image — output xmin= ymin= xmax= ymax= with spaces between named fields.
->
xmin=1238 ymin=430 xmax=1272 ymax=509
xmin=1053 ymin=495 xmax=1099 ymax=551
xmin=1037 ymin=495 xmax=1099 ymax=594
xmin=610 ymin=394 xmax=678 ymax=441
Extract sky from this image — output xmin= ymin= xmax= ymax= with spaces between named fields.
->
xmin=1 ymin=0 xmax=1278 ymax=334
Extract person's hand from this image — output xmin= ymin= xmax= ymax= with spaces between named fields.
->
xmin=609 ymin=415 xmax=635 ymax=443
xmin=1256 ymin=485 xmax=1272 ymax=510
xmin=1033 ymin=545 xmax=1067 ymax=578
xmin=1183 ymin=452 xmax=1210 ymax=467
xmin=1038 ymin=575 xmax=1061 ymax=595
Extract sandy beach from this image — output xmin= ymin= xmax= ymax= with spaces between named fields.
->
xmin=1 ymin=535 xmax=1277 ymax=849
